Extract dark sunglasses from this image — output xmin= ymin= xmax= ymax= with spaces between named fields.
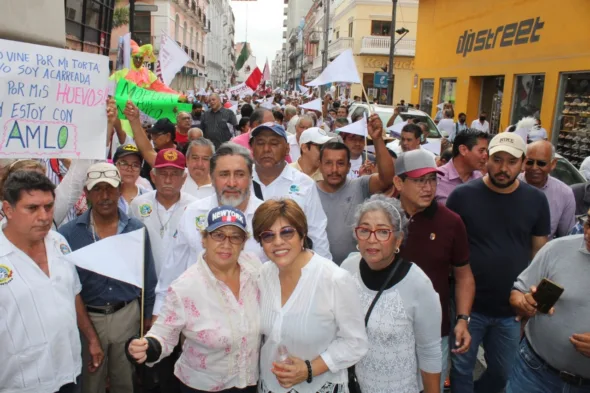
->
xmin=259 ymin=227 xmax=297 ymax=244
xmin=525 ymin=159 xmax=548 ymax=168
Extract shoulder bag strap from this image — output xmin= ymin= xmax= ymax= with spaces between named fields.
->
xmin=364 ymin=258 xmax=403 ymax=325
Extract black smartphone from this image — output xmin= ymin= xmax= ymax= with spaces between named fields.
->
xmin=532 ymin=278 xmax=564 ymax=314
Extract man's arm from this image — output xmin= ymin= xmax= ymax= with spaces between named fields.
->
xmin=75 ymin=294 xmax=104 ymax=372
xmin=367 ymin=114 xmax=394 ymax=194
xmin=453 ymin=264 xmax=475 ymax=353
xmin=124 ymin=101 xmax=157 ymax=167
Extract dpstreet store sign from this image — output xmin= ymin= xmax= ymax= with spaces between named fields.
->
xmin=456 ymin=17 xmax=544 ymax=57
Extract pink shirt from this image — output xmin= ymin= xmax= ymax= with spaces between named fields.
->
xmin=230 ymin=132 xmax=292 ymax=163
xmin=436 ymin=159 xmax=482 ymax=205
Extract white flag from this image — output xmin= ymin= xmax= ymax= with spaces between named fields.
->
xmin=299 ymin=98 xmax=322 ymax=112
xmin=336 ymin=115 xmax=367 ymax=137
xmin=387 ymin=121 xmax=408 ymax=138
xmin=156 ymin=32 xmax=190 ymax=86
xmin=63 ymin=229 xmax=145 ymax=287
xmin=298 ymin=84 xmax=309 ymax=94
xmin=306 ymin=49 xmax=360 ymax=87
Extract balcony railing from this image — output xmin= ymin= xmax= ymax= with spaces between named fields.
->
xmin=328 ymin=37 xmax=353 ymax=59
xmin=359 ymin=36 xmax=416 ymax=56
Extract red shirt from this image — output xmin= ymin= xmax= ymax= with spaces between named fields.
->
xmin=176 ymin=130 xmax=189 ymax=144
xmin=399 ymin=201 xmax=470 ymax=337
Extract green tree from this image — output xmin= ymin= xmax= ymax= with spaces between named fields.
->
xmin=112 ymin=1 xmax=129 ymax=29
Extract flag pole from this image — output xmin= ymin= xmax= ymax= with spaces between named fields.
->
xmin=359 ymin=82 xmax=373 ymax=161
xmin=140 ymin=227 xmax=145 ymax=338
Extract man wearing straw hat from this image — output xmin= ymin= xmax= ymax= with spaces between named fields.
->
xmin=59 ymin=162 xmax=157 ymax=393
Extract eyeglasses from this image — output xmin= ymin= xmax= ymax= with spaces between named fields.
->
xmin=525 ymin=159 xmax=548 ymax=168
xmin=259 ymin=227 xmax=297 ymax=244
xmin=117 ymin=161 xmax=142 ymax=171
xmin=355 ymin=227 xmax=394 ymax=242
xmin=406 ymin=176 xmax=437 ymax=187
xmin=209 ymin=231 xmax=246 ymax=245
xmin=87 ymin=170 xmax=120 ymax=180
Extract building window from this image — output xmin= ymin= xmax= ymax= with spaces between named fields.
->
xmin=419 ymin=79 xmax=435 ymax=117
xmin=65 ymin=0 xmax=115 ymax=55
xmin=183 ymin=21 xmax=188 ymax=46
xmin=175 ymin=14 xmax=180 ymax=41
xmin=371 ymin=21 xmax=390 ymax=36
xmin=134 ymin=12 xmax=151 ymax=46
xmin=348 ymin=22 xmax=353 ymax=38
xmin=511 ymin=74 xmax=545 ymax=124
xmin=439 ymin=78 xmax=457 ymax=105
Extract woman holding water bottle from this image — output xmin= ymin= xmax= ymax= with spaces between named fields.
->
xmin=253 ymin=199 xmax=368 ymax=393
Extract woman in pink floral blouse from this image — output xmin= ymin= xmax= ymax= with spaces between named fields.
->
xmin=127 ymin=205 xmax=262 ymax=393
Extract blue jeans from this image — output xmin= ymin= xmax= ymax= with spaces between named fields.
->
xmin=506 ymin=338 xmax=590 ymax=393
xmin=450 ymin=312 xmax=520 ymax=393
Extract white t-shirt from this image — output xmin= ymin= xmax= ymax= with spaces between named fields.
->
xmin=129 ymin=191 xmax=196 ymax=276
xmin=348 ymin=156 xmax=363 ymax=179
xmin=0 ymin=228 xmax=82 ymax=393
xmin=181 ymin=175 xmax=215 ymax=200
xmin=470 ymin=119 xmax=490 ymax=133
xmin=287 ymin=134 xmax=301 ymax=162
xmin=528 ymin=127 xmax=548 ymax=142
xmin=437 ymin=118 xmax=455 ymax=138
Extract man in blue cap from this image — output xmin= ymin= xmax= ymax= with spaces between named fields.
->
xmin=249 ymin=122 xmax=332 ymax=259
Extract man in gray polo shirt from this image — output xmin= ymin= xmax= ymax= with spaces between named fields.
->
xmin=317 ymin=114 xmax=394 ymax=265
xmin=507 ymin=210 xmax=590 ymax=392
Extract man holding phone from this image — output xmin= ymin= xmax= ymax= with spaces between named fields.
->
xmin=507 ymin=210 xmax=590 ymax=392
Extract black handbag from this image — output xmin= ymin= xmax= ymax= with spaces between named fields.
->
xmin=348 ymin=258 xmax=404 ymax=393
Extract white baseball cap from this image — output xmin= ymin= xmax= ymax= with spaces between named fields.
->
xmin=488 ymin=132 xmax=526 ymax=158
xmin=299 ymin=127 xmax=335 ymax=146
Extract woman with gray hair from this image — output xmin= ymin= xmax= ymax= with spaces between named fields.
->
xmin=341 ymin=194 xmax=442 ymax=393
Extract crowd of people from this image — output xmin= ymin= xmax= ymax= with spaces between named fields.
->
xmin=1 ymin=89 xmax=590 ymax=393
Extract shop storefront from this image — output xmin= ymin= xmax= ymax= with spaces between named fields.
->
xmin=353 ymin=56 xmax=414 ymax=105
xmin=411 ymin=0 xmax=590 ymax=143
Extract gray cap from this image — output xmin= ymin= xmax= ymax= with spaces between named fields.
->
xmin=395 ymin=149 xmax=443 ymax=178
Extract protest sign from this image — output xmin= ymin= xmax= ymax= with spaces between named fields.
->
xmin=114 ymin=79 xmax=192 ymax=122
xmin=228 ymin=82 xmax=254 ymax=98
xmin=0 ymin=38 xmax=109 ymax=159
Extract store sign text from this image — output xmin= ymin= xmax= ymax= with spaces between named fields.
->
xmin=456 ymin=17 xmax=544 ymax=57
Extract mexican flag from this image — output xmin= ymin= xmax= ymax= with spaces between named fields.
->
xmin=235 ymin=43 xmax=249 ymax=71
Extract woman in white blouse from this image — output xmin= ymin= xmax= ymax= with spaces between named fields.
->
xmin=253 ymin=198 xmax=368 ymax=393
xmin=341 ymin=195 xmax=442 ymax=393
xmin=127 ymin=205 xmax=261 ymax=393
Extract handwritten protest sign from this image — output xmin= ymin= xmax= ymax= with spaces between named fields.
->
xmin=114 ymin=79 xmax=191 ymax=122
xmin=228 ymin=82 xmax=254 ymax=98
xmin=0 ymin=38 xmax=109 ymax=158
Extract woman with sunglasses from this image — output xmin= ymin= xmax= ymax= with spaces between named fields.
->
xmin=253 ymin=199 xmax=368 ymax=393
xmin=126 ymin=205 xmax=261 ymax=393
xmin=341 ymin=194 xmax=442 ymax=393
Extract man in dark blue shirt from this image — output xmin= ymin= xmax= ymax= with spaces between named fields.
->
xmin=446 ymin=133 xmax=550 ymax=393
xmin=59 ymin=162 xmax=157 ymax=393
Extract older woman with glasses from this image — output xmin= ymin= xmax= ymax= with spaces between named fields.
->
xmin=113 ymin=144 xmax=150 ymax=213
xmin=126 ymin=205 xmax=261 ymax=393
xmin=253 ymin=198 xmax=368 ymax=393
xmin=341 ymin=194 xmax=442 ymax=393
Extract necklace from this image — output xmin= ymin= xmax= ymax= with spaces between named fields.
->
xmin=154 ymin=195 xmax=179 ymax=238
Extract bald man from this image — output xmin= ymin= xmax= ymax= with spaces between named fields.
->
xmin=518 ymin=140 xmax=576 ymax=238
xmin=200 ymin=93 xmax=237 ymax=148
xmin=187 ymin=128 xmax=203 ymax=141
xmin=175 ymin=111 xmax=192 ymax=149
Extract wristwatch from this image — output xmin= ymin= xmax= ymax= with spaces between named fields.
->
xmin=456 ymin=314 xmax=471 ymax=324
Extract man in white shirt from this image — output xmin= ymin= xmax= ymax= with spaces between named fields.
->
xmin=285 ymin=105 xmax=299 ymax=134
xmin=130 ymin=149 xmax=196 ymax=276
xmin=470 ymin=111 xmax=490 ymax=133
xmin=181 ymin=138 xmax=215 ymax=199
xmin=287 ymin=115 xmax=314 ymax=162
xmin=250 ymin=122 xmax=332 ymax=259
xmin=437 ymin=109 xmax=455 ymax=139
xmin=0 ymin=171 xmax=103 ymax=393
xmin=154 ymin=142 xmax=264 ymax=317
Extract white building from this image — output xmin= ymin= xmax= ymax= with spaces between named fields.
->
xmin=206 ymin=0 xmax=235 ymax=88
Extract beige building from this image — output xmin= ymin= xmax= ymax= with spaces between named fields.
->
xmin=328 ymin=0 xmax=418 ymax=103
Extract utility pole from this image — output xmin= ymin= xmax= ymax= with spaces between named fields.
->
xmin=129 ymin=0 xmax=135 ymax=40
xmin=321 ymin=0 xmax=330 ymax=95
xmin=386 ymin=0 xmax=397 ymax=105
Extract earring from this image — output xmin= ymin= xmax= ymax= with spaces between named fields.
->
xmin=395 ymin=247 xmax=400 ymax=254
xmin=356 ymin=244 xmax=360 ymax=251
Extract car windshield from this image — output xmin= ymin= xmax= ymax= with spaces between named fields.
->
xmin=350 ymin=105 xmax=392 ymax=126
xmin=552 ymin=158 xmax=586 ymax=186
xmin=395 ymin=113 xmax=441 ymax=138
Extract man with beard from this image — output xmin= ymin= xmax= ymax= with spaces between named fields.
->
xmin=316 ymin=114 xmax=394 ymax=265
xmin=153 ymin=142 xmax=264 ymax=317
xmin=436 ymin=129 xmax=489 ymax=204
xmin=191 ymin=103 xmax=203 ymax=127
xmin=446 ymin=133 xmax=551 ymax=393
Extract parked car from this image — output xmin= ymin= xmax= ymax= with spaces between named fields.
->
xmin=392 ymin=109 xmax=442 ymax=139
xmin=553 ymin=154 xmax=586 ymax=186
xmin=349 ymin=103 xmax=395 ymax=127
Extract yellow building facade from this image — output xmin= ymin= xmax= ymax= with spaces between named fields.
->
xmin=411 ymin=0 xmax=590 ymax=163
xmin=330 ymin=0 xmax=418 ymax=104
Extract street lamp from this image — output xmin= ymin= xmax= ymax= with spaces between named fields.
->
xmin=386 ymin=0 xmax=410 ymax=105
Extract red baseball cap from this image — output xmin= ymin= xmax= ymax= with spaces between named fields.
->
xmin=153 ymin=148 xmax=186 ymax=169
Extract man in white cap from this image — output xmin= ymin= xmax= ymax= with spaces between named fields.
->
xmin=446 ymin=132 xmax=551 ymax=393
xmin=290 ymin=127 xmax=335 ymax=181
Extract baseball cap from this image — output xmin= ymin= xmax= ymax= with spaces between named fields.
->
xmin=85 ymin=162 xmax=121 ymax=190
xmin=113 ymin=144 xmax=142 ymax=163
xmin=299 ymin=127 xmax=335 ymax=146
xmin=395 ymin=149 xmax=443 ymax=178
xmin=488 ymin=132 xmax=526 ymax=158
xmin=153 ymin=148 xmax=186 ymax=169
xmin=250 ymin=122 xmax=288 ymax=141
xmin=205 ymin=206 xmax=247 ymax=233
xmin=148 ymin=118 xmax=176 ymax=137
